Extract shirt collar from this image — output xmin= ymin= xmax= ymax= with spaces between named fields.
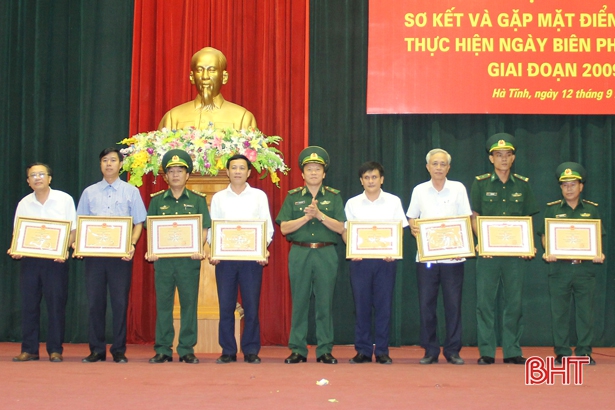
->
xmin=101 ymin=178 xmax=122 ymax=190
xmin=558 ymin=197 xmax=584 ymax=210
xmin=428 ymin=178 xmax=449 ymax=192
xmin=361 ymin=190 xmax=383 ymax=203
xmin=490 ymin=173 xmax=516 ymax=184
xmin=301 ymin=185 xmax=325 ymax=197
xmin=226 ymin=182 xmax=251 ymax=195
xmin=163 ymin=188 xmax=190 ymax=200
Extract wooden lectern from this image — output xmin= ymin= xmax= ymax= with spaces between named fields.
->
xmin=171 ymin=174 xmax=243 ymax=353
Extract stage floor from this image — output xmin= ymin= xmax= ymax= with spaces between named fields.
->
xmin=2 ymin=343 xmax=614 ymax=409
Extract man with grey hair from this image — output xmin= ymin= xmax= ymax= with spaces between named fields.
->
xmin=407 ymin=148 xmax=472 ymax=365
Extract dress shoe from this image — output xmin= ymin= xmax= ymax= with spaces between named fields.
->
xmin=503 ymin=356 xmax=527 ymax=365
xmin=244 ymin=354 xmax=261 ymax=364
xmin=179 ymin=353 xmax=199 ymax=364
xmin=216 ymin=354 xmax=237 ymax=364
xmin=376 ymin=354 xmax=393 ymax=364
xmin=112 ymin=353 xmax=128 ymax=363
xmin=419 ymin=355 xmax=438 ymax=364
xmin=554 ymin=354 xmax=565 ymax=365
xmin=446 ymin=354 xmax=465 ymax=365
xmin=82 ymin=352 xmax=106 ymax=363
xmin=585 ymin=355 xmax=596 ymax=365
xmin=13 ymin=352 xmax=39 ymax=362
xmin=349 ymin=353 xmax=372 ymax=363
xmin=316 ymin=353 xmax=338 ymax=364
xmin=284 ymin=352 xmax=307 ymax=364
xmin=149 ymin=353 xmax=173 ymax=363
xmin=49 ymin=353 xmax=63 ymax=362
xmin=477 ymin=356 xmax=495 ymax=365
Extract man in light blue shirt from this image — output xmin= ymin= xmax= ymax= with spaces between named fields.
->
xmin=76 ymin=148 xmax=147 ymax=363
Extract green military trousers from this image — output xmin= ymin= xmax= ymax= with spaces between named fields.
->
xmin=548 ymin=261 xmax=596 ymax=356
xmin=476 ymin=257 xmax=525 ymax=358
xmin=288 ymin=245 xmax=338 ymax=358
xmin=153 ymin=258 xmax=201 ymax=357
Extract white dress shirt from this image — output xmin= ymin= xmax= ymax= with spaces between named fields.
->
xmin=14 ymin=188 xmax=77 ymax=227
xmin=208 ymin=183 xmax=274 ymax=244
xmin=406 ymin=179 xmax=472 ymax=263
xmin=345 ymin=190 xmax=409 ymax=226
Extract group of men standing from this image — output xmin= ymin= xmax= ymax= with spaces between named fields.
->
xmin=8 ymin=132 xmax=604 ymax=366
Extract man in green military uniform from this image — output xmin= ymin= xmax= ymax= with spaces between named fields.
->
xmin=145 ymin=149 xmax=211 ymax=364
xmin=470 ymin=133 xmax=539 ymax=365
xmin=539 ymin=162 xmax=604 ymax=365
xmin=276 ymin=146 xmax=346 ymax=364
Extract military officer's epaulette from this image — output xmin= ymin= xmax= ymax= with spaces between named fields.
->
xmin=475 ymin=173 xmax=491 ymax=181
xmin=324 ymin=186 xmax=340 ymax=194
xmin=150 ymin=190 xmax=166 ymax=198
xmin=189 ymin=190 xmax=207 ymax=198
xmin=546 ymin=199 xmax=562 ymax=206
xmin=582 ymin=199 xmax=598 ymax=207
xmin=288 ymin=186 xmax=303 ymax=195
xmin=513 ymin=173 xmax=529 ymax=182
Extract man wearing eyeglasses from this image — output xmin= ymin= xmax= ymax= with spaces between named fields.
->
xmin=8 ymin=163 xmax=77 ymax=362
xmin=76 ymin=148 xmax=147 ymax=363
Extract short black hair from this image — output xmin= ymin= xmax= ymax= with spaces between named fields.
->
xmin=99 ymin=148 xmax=122 ymax=161
xmin=226 ymin=154 xmax=252 ymax=169
xmin=26 ymin=162 xmax=52 ymax=177
xmin=358 ymin=161 xmax=384 ymax=178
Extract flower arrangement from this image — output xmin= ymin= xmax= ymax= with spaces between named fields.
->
xmin=118 ymin=127 xmax=289 ymax=187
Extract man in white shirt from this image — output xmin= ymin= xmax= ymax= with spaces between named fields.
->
xmin=344 ymin=162 xmax=408 ymax=364
xmin=208 ymin=154 xmax=274 ymax=364
xmin=407 ymin=149 xmax=472 ymax=365
xmin=9 ymin=163 xmax=77 ymax=362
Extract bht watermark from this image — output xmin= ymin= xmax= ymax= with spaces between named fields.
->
xmin=525 ymin=356 xmax=591 ymax=385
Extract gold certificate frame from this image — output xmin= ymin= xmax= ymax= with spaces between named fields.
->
xmin=415 ymin=216 xmax=475 ymax=262
xmin=74 ymin=216 xmax=133 ymax=257
xmin=11 ymin=217 xmax=72 ymax=260
xmin=544 ymin=218 xmax=602 ymax=260
xmin=346 ymin=220 xmax=403 ymax=259
xmin=477 ymin=216 xmax=535 ymax=257
xmin=147 ymin=215 xmax=203 ymax=258
xmin=210 ymin=220 xmax=267 ymax=261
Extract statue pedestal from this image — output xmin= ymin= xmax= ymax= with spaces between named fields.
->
xmin=170 ymin=174 xmax=243 ymax=353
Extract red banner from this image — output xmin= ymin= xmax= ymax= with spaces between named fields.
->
xmin=367 ymin=0 xmax=615 ymax=114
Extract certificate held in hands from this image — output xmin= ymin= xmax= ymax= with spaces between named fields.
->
xmin=11 ymin=217 xmax=72 ymax=260
xmin=415 ymin=216 xmax=475 ymax=262
xmin=346 ymin=221 xmax=403 ymax=259
xmin=210 ymin=220 xmax=267 ymax=261
xmin=544 ymin=218 xmax=602 ymax=260
xmin=147 ymin=215 xmax=203 ymax=258
xmin=74 ymin=216 xmax=133 ymax=257
xmin=476 ymin=216 xmax=535 ymax=257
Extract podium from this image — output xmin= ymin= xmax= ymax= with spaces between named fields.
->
xmin=171 ymin=174 xmax=243 ymax=353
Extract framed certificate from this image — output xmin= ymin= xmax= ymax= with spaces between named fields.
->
xmin=477 ymin=216 xmax=535 ymax=257
xmin=346 ymin=220 xmax=403 ymax=259
xmin=74 ymin=216 xmax=133 ymax=257
xmin=415 ymin=216 xmax=475 ymax=262
xmin=210 ymin=220 xmax=267 ymax=261
xmin=544 ymin=218 xmax=602 ymax=260
xmin=10 ymin=217 xmax=72 ymax=260
xmin=147 ymin=215 xmax=203 ymax=258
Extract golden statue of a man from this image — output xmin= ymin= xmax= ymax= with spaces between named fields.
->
xmin=158 ymin=47 xmax=257 ymax=131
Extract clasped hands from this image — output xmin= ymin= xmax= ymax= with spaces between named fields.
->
xmin=304 ymin=199 xmax=324 ymax=221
